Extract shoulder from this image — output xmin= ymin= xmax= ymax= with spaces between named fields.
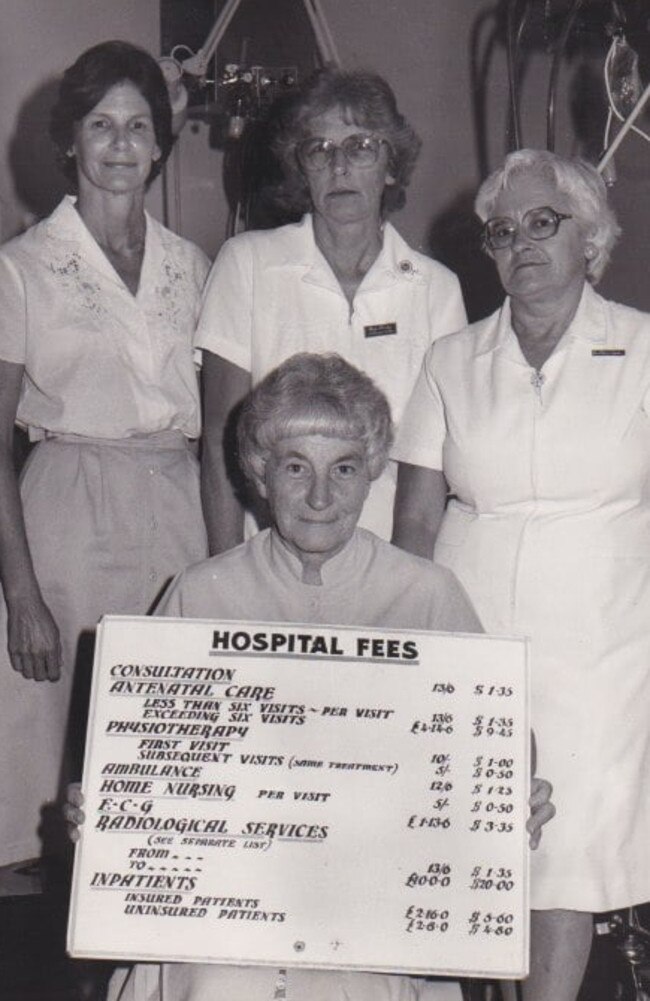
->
xmin=361 ymin=532 xmax=482 ymax=632
xmin=158 ymin=536 xmax=266 ymax=617
xmin=0 ymin=208 xmax=61 ymax=265
xmin=217 ymin=217 xmax=310 ymax=262
xmin=362 ymin=531 xmax=465 ymax=594
xmin=595 ymin=290 xmax=650 ymax=339
xmin=382 ymin=223 xmax=461 ymax=291
xmin=426 ymin=306 xmax=502 ymax=365
xmin=147 ymin=215 xmax=210 ymax=275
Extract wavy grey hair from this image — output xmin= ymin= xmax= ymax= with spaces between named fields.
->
xmin=474 ymin=149 xmax=620 ymax=284
xmin=270 ymin=67 xmax=421 ymax=218
xmin=238 ymin=353 xmax=394 ymax=483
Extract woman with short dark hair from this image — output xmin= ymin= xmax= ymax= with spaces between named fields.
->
xmin=0 ymin=40 xmax=209 ymax=868
xmin=195 ymin=67 xmax=466 ymax=553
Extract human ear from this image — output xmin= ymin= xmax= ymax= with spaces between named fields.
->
xmin=248 ymin=454 xmax=268 ymax=499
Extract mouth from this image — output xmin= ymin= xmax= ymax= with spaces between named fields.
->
xmin=513 ymin=259 xmax=545 ymax=271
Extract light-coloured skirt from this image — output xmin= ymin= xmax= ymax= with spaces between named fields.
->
xmin=0 ymin=431 xmax=207 ymax=866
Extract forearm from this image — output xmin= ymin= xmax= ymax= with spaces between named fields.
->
xmin=200 ymin=353 xmax=252 ymax=556
xmin=392 ymin=464 xmax=448 ymax=560
xmin=0 ymin=439 xmax=41 ymax=605
xmin=201 ymin=437 xmax=245 ymax=556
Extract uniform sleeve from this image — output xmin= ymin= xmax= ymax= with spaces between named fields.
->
xmin=193 ymin=235 xmax=253 ymax=372
xmin=391 ymin=342 xmax=448 ymax=470
xmin=429 ymin=270 xmax=467 ymax=342
xmin=0 ymin=252 xmax=27 ymax=364
xmin=187 ymin=244 xmax=212 ymax=368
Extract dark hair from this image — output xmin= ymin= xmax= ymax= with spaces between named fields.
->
xmin=50 ymin=40 xmax=173 ymax=187
xmin=270 ymin=67 xmax=421 ymax=217
xmin=238 ymin=353 xmax=394 ymax=483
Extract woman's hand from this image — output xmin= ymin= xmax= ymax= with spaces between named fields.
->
xmin=63 ymin=782 xmax=85 ymax=843
xmin=7 ymin=593 xmax=62 ymax=681
xmin=527 ymin=776 xmax=555 ymax=850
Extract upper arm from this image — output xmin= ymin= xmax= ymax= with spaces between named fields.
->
xmin=194 ymin=238 xmax=253 ymax=370
xmin=202 ymin=352 xmax=252 ymax=436
xmin=393 ymin=464 xmax=448 ymax=559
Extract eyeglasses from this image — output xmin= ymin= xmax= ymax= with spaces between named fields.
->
xmin=482 ymin=206 xmax=573 ymax=251
xmin=296 ymin=134 xmax=390 ymax=172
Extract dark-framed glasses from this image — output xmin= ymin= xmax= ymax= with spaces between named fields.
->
xmin=482 ymin=206 xmax=573 ymax=251
xmin=296 ymin=133 xmax=390 ymax=172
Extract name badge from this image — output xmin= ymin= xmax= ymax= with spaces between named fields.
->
xmin=592 ymin=349 xmax=625 ymax=357
xmin=364 ymin=322 xmax=397 ymax=338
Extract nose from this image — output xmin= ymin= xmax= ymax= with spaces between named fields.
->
xmin=511 ymin=223 xmax=533 ymax=252
xmin=110 ymin=124 xmax=130 ymax=149
xmin=331 ymin=145 xmax=349 ymax=175
xmin=306 ymin=471 xmax=332 ymax=510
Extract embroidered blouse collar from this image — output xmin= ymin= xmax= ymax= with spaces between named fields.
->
xmin=44 ymin=195 xmax=165 ymax=299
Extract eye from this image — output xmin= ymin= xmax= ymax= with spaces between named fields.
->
xmin=131 ymin=118 xmax=152 ymax=132
xmin=333 ymin=462 xmax=358 ymax=478
xmin=88 ymin=117 xmax=110 ymax=130
xmin=285 ymin=461 xmax=306 ymax=476
xmin=530 ymin=213 xmax=555 ymax=234
xmin=491 ymin=220 xmax=514 ymax=240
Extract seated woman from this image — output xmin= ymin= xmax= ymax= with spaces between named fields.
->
xmin=68 ymin=353 xmax=553 ymax=1001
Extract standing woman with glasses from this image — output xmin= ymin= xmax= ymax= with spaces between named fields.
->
xmin=393 ymin=149 xmax=650 ymax=1001
xmin=194 ymin=67 xmax=466 ymax=552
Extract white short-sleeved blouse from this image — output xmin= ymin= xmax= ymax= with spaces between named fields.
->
xmin=0 ymin=196 xmax=210 ymax=440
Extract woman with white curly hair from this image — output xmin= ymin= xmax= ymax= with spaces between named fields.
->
xmin=393 ymin=149 xmax=650 ymax=1000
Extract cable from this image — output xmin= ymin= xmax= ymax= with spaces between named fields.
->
xmin=546 ymin=0 xmax=584 ymax=152
xmin=506 ymin=0 xmax=523 ymax=149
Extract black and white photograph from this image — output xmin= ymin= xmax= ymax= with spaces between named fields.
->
xmin=0 ymin=2 xmax=648 ymax=1000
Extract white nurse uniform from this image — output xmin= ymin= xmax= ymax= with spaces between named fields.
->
xmin=395 ymin=284 xmax=650 ymax=911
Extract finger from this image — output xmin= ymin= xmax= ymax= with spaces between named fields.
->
xmin=68 ymin=783 xmax=84 ymax=807
xmin=45 ymin=646 xmax=62 ymax=682
xmin=12 ymin=651 xmax=34 ymax=680
xmin=32 ymin=652 xmax=49 ymax=683
xmin=68 ymin=825 xmax=81 ymax=844
xmin=63 ymin=803 xmax=85 ymax=826
xmin=529 ymin=777 xmax=552 ymax=809
xmin=526 ymin=802 xmax=556 ymax=840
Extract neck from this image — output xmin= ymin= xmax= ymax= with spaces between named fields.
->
xmin=274 ymin=530 xmax=344 ymax=586
xmin=510 ymin=282 xmax=584 ymax=369
xmin=76 ymin=185 xmax=146 ymax=251
xmin=312 ymin=213 xmax=383 ymax=275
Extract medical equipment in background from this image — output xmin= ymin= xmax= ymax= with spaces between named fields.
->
xmin=502 ymin=0 xmax=650 ymax=181
xmin=159 ymin=0 xmax=341 ymax=237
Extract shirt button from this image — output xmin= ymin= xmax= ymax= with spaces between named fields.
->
xmin=149 ymin=570 xmax=158 ymax=582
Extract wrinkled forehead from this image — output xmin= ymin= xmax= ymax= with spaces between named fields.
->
xmin=301 ymin=101 xmax=375 ymax=138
